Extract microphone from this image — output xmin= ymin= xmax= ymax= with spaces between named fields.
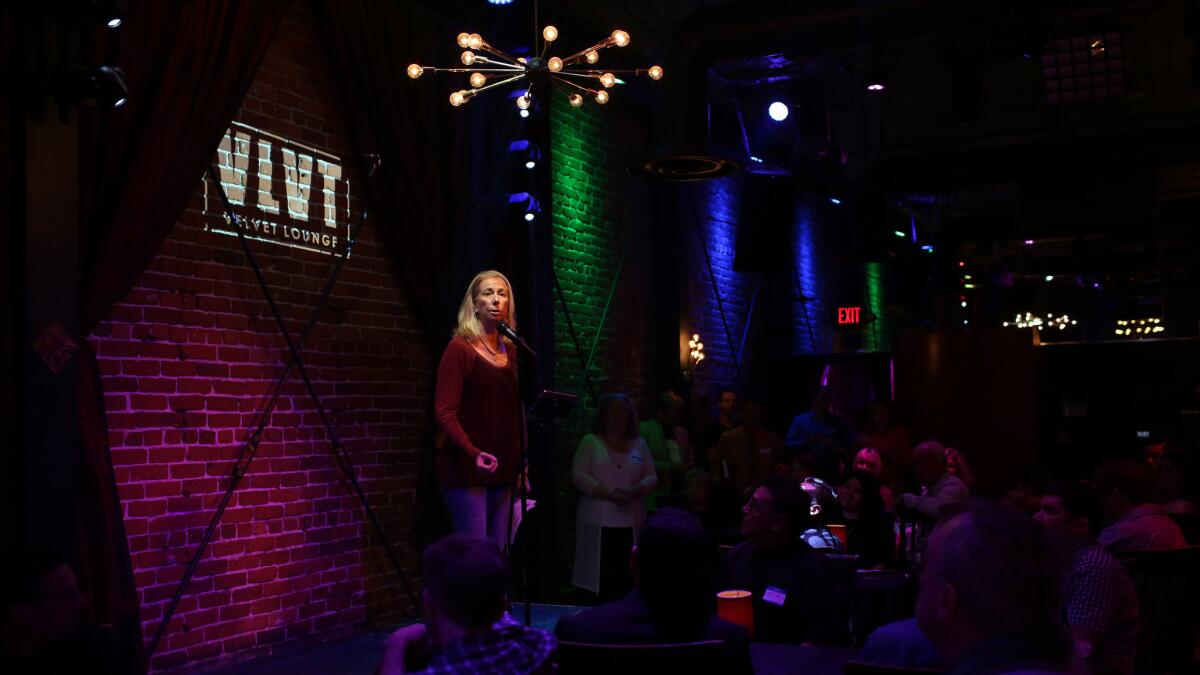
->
xmin=497 ymin=322 xmax=538 ymax=357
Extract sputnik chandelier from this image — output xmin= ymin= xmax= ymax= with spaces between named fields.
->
xmin=406 ymin=25 xmax=662 ymax=109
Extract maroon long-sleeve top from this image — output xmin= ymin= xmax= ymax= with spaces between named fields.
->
xmin=434 ymin=336 xmax=521 ymax=489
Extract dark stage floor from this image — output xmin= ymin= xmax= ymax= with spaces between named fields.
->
xmin=204 ymin=603 xmax=855 ymax=674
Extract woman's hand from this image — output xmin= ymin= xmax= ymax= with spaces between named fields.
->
xmin=475 ymin=451 xmax=499 ymax=475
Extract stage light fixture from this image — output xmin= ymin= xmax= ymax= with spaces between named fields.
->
xmin=829 ymin=197 xmax=842 ymax=205
xmin=508 ymin=140 xmax=542 ymax=170
xmin=768 ymin=101 xmax=789 ymax=121
xmin=487 ymin=0 xmax=515 ymax=4
xmin=519 ymin=109 xmax=529 ymax=118
xmin=508 ymin=192 xmax=541 ymax=222
xmin=54 ymin=64 xmax=128 ymax=109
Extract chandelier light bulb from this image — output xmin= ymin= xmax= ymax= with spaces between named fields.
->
xmin=456 ymin=32 xmax=471 ymax=48
xmin=542 ymin=25 xmax=558 ymax=42
xmin=648 ymin=65 xmax=663 ymax=80
xmin=467 ymin=33 xmax=483 ymax=50
xmin=548 ymin=57 xmax=563 ymax=72
xmin=585 ymin=50 xmax=599 ymax=64
xmin=461 ymin=51 xmax=475 ymax=65
xmin=611 ymin=29 xmax=630 ymax=47
xmin=450 ymin=90 xmax=467 ymax=106
xmin=568 ymin=93 xmax=583 ymax=107
xmin=406 ymin=64 xmax=424 ymax=79
xmin=599 ymin=72 xmax=616 ymax=88
xmin=516 ymin=94 xmax=531 ymax=110
xmin=595 ymin=90 xmax=609 ymax=104
xmin=469 ymin=72 xmax=486 ymax=88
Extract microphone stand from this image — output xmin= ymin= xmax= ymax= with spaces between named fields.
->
xmin=500 ymin=325 xmax=538 ymax=626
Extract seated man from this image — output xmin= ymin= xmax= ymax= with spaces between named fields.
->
xmin=721 ymin=475 xmax=846 ymax=645
xmin=712 ymin=397 xmax=786 ymax=500
xmin=1036 ymin=481 xmax=1138 ymax=675
xmin=861 ymin=618 xmax=941 ymax=670
xmin=1 ymin=549 xmax=125 ymax=675
xmin=898 ymin=440 xmax=970 ymax=522
xmin=1093 ymin=459 xmax=1187 ymax=552
xmin=917 ymin=501 xmax=1075 ymax=674
xmin=556 ymin=508 xmax=751 ymax=674
xmin=378 ymin=535 xmax=554 ymax=675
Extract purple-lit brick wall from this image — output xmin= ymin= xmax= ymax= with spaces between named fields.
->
xmin=88 ymin=4 xmax=426 ymax=672
xmin=685 ymin=175 xmax=755 ymax=400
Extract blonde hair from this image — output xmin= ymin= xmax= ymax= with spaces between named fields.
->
xmin=453 ymin=270 xmax=517 ymax=343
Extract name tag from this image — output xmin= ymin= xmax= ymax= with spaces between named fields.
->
xmin=763 ymin=586 xmax=787 ymax=606
xmin=630 ymin=454 xmax=645 ymax=466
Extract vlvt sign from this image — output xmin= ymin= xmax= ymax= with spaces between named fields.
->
xmin=204 ymin=121 xmax=350 ymax=256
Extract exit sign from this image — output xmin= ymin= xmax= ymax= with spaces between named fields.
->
xmin=837 ymin=306 xmax=862 ymax=325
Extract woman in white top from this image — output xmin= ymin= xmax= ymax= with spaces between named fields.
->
xmin=571 ymin=393 xmax=658 ymax=600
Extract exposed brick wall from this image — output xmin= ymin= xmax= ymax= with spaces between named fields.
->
xmin=89 ymin=4 xmax=426 ymax=671
xmin=685 ymin=175 xmax=754 ymax=398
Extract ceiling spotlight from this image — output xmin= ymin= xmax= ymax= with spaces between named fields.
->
xmin=508 ymin=191 xmax=541 ymax=222
xmin=866 ymin=82 xmax=885 ymax=92
xmin=54 ymin=64 xmax=128 ymax=109
xmin=829 ymin=197 xmax=842 ymax=205
xmin=509 ymin=140 xmax=541 ymax=170
xmin=768 ymin=101 xmax=789 ymax=122
xmin=519 ymin=109 xmax=529 ymax=118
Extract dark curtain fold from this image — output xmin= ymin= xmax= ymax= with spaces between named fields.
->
xmin=74 ymin=1 xmax=293 ymax=670
xmin=318 ymin=0 xmax=470 ymax=343
xmin=319 ymin=0 xmax=473 ymax=547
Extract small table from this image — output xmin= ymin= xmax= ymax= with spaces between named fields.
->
xmin=751 ymin=642 xmax=857 ymax=675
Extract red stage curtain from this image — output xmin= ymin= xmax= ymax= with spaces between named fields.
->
xmin=75 ymin=1 xmax=293 ymax=670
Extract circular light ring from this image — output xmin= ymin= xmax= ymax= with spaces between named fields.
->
xmin=626 ymin=155 xmax=740 ymax=181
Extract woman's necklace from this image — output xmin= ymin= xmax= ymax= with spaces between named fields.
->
xmin=479 ymin=337 xmax=502 ymax=362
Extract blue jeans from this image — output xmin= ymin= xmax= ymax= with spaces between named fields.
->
xmin=442 ymin=484 xmax=513 ymax=549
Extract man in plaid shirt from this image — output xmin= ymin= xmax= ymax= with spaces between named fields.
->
xmin=1036 ymin=481 xmax=1139 ymax=675
xmin=377 ymin=535 xmax=554 ymax=675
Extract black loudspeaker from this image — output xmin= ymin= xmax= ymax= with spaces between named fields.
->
xmin=735 ymin=173 xmax=796 ymax=271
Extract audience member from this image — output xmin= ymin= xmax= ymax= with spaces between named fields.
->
xmin=860 ymin=618 xmax=941 ymax=670
xmin=916 ymin=502 xmax=1074 ymax=674
xmin=898 ymin=441 xmax=970 ymax=521
xmin=681 ymin=469 xmax=740 ymax=544
xmin=377 ymin=535 xmax=554 ymax=675
xmin=1154 ymin=448 xmax=1197 ymax=514
xmin=853 ymin=448 xmax=896 ymax=511
xmin=711 ymin=398 xmax=786 ymax=500
xmin=698 ymin=388 xmax=738 ymax=473
xmin=944 ymin=447 xmax=976 ymax=490
xmin=572 ymin=393 xmax=658 ymax=600
xmin=837 ymin=470 xmax=896 ymax=569
xmin=798 ymin=477 xmax=844 ymax=552
xmin=1092 ymin=459 xmax=1187 ymax=552
xmin=556 ymin=509 xmax=752 ymax=674
xmin=1002 ymin=465 xmax=1048 ymax=516
xmin=785 ymin=386 xmax=852 ymax=480
xmin=859 ymin=400 xmax=912 ymax=488
xmin=1036 ymin=481 xmax=1138 ymax=675
xmin=0 ymin=549 xmax=124 ymax=675
xmin=721 ymin=475 xmax=845 ymax=645
xmin=640 ymin=390 xmax=692 ymax=503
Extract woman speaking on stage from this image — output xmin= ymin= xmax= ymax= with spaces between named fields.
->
xmin=434 ymin=270 xmax=523 ymax=547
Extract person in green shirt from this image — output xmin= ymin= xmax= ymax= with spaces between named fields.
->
xmin=639 ymin=390 xmax=692 ymax=509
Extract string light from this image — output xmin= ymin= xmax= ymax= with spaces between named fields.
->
xmin=1002 ymin=312 xmax=1077 ymax=331
xmin=1114 ymin=318 xmax=1164 ymax=337
xmin=407 ymin=24 xmax=662 ymax=110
